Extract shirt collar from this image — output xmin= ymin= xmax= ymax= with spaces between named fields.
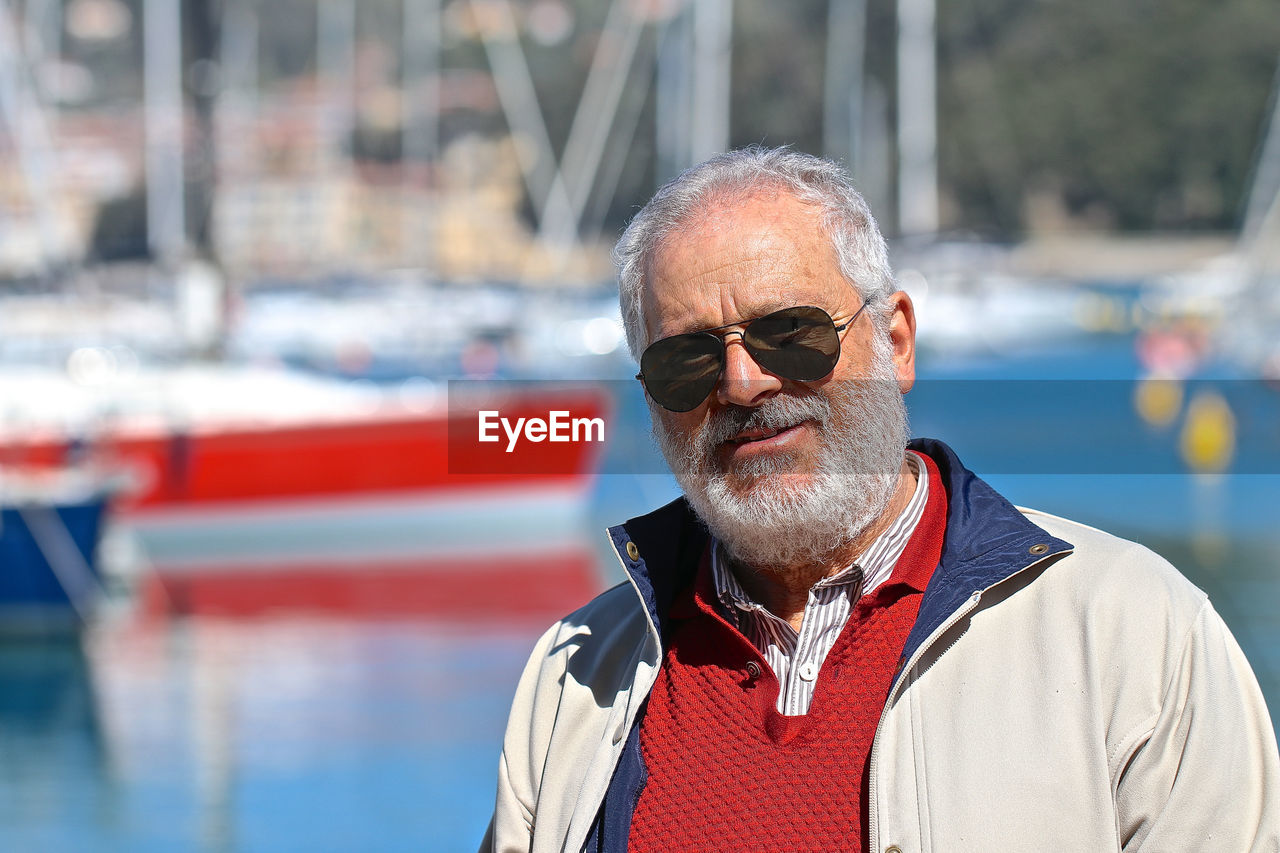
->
xmin=880 ymin=450 xmax=942 ymax=594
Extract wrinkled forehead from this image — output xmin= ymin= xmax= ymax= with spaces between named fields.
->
xmin=639 ymin=193 xmax=851 ymax=342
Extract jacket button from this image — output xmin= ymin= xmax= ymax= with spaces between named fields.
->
xmin=745 ymin=661 xmax=762 ymax=679
xmin=625 ymin=541 xmax=639 ymax=561
xmin=885 ymin=847 xmax=903 ymax=853
xmin=1029 ymin=543 xmax=1049 ymax=555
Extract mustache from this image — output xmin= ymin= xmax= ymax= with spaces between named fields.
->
xmin=698 ymin=393 xmax=833 ymax=450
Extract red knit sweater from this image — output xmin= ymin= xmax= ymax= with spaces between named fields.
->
xmin=629 ymin=454 xmax=947 ymax=852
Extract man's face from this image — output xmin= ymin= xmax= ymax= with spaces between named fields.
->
xmin=642 ymin=191 xmax=915 ymax=570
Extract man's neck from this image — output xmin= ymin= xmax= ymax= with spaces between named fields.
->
xmin=730 ymin=456 xmax=919 ymax=631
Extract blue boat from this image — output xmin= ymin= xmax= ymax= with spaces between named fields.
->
xmin=0 ymin=494 xmax=108 ymax=635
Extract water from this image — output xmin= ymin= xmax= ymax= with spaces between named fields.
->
xmin=1 ymin=331 xmax=1277 ymax=852
xmin=0 ymin=618 xmax=549 ymax=853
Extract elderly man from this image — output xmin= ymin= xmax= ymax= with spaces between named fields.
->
xmin=481 ymin=148 xmax=1279 ymax=852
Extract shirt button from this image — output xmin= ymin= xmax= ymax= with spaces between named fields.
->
xmin=885 ymin=846 xmax=903 ymax=853
xmin=798 ymin=661 xmax=818 ymax=682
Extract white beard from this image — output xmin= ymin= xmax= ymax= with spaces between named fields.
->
xmin=653 ymin=343 xmax=908 ymax=573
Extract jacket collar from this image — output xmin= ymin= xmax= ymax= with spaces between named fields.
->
xmin=607 ymin=438 xmax=1074 ymax=652
xmin=607 ymin=495 xmax=704 ymax=645
xmin=899 ymin=438 xmax=1074 ymax=669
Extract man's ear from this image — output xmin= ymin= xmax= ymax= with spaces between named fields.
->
xmin=888 ymin=290 xmax=917 ymax=393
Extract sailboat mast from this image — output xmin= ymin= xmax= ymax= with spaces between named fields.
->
xmin=690 ymin=0 xmax=731 ymax=162
xmin=824 ymin=0 xmax=866 ymax=170
xmin=144 ymin=0 xmax=186 ymax=264
xmin=1242 ymin=63 xmax=1280 ymax=252
xmin=655 ymin=4 xmax=693 ymax=183
xmin=897 ymin=0 xmax=938 ymax=237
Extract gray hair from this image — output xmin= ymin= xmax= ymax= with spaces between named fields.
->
xmin=614 ymin=146 xmax=896 ymax=362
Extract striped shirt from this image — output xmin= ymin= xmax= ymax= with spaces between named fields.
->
xmin=710 ymin=452 xmax=928 ymax=716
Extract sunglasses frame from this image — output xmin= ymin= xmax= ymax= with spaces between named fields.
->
xmin=636 ymin=301 xmax=870 ymax=412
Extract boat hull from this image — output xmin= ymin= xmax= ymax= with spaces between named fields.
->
xmin=0 ymin=501 xmax=107 ymax=634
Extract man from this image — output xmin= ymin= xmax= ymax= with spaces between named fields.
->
xmin=481 ymin=147 xmax=1280 ymax=852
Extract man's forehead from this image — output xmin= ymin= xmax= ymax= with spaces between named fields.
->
xmin=647 ymin=194 xmax=829 ymax=281
xmin=667 ymin=189 xmax=822 ymax=244
xmin=641 ymin=192 xmax=848 ymax=334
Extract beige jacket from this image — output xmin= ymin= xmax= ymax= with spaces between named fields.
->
xmin=483 ymin=450 xmax=1279 ymax=852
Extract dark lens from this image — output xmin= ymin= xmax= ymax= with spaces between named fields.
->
xmin=640 ymin=332 xmax=724 ymax=412
xmin=744 ymin=306 xmax=841 ymax=381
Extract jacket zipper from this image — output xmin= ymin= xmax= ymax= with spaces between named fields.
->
xmin=867 ymin=590 xmax=982 ymax=849
xmin=866 ymin=551 xmax=1069 ymax=850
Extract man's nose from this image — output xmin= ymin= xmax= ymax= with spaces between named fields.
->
xmin=715 ymin=336 xmax=783 ymax=407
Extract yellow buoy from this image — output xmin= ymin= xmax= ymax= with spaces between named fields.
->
xmin=1179 ymin=389 xmax=1236 ymax=474
xmin=1134 ymin=375 xmax=1183 ymax=428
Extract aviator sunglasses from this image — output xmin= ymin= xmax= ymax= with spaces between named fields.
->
xmin=636 ymin=301 xmax=869 ymax=412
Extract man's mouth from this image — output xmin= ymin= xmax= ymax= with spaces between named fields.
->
xmin=726 ymin=422 xmax=804 ymax=446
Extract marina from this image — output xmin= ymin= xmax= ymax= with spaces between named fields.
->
xmin=0 ymin=0 xmax=1276 ymax=848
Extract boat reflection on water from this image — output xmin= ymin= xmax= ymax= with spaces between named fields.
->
xmin=0 ymin=636 xmax=108 ymax=817
xmin=0 ymin=613 xmax=551 ymax=853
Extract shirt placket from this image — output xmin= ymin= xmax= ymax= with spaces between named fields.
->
xmin=784 ymin=587 xmax=829 ymax=715
xmin=786 ymin=573 xmax=862 ymax=714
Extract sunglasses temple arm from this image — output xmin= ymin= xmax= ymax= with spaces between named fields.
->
xmin=835 ymin=299 xmax=871 ymax=333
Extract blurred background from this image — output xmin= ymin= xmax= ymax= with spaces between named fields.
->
xmin=0 ymin=0 xmax=1277 ymax=849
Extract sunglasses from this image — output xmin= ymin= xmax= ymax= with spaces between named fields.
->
xmin=636 ymin=302 xmax=868 ymax=412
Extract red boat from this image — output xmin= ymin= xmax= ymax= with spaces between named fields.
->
xmin=1 ymin=371 xmax=611 ymax=622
